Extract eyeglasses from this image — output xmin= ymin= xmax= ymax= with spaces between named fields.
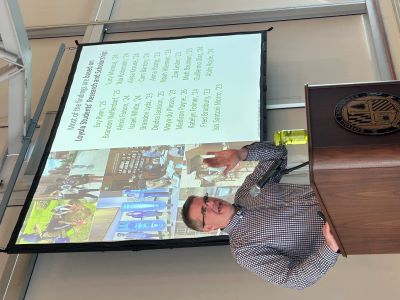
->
xmin=201 ymin=193 xmax=209 ymax=229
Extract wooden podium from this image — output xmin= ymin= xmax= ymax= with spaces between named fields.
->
xmin=305 ymin=81 xmax=400 ymax=256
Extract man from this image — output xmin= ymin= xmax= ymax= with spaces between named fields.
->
xmin=181 ymin=142 xmax=340 ymax=289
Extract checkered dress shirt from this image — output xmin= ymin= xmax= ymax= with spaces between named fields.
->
xmin=224 ymin=142 xmax=339 ymax=289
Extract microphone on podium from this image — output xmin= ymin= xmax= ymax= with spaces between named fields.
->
xmin=249 ymin=159 xmax=284 ymax=197
xmin=249 ymin=159 xmax=309 ymax=197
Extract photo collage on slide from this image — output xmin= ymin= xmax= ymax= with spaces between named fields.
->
xmin=17 ymin=142 xmax=257 ymax=244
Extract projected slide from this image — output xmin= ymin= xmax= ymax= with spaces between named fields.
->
xmin=11 ymin=32 xmax=266 ymax=250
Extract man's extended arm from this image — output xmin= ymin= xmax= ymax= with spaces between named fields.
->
xmin=240 ymin=141 xmax=288 ymax=184
xmin=203 ymin=141 xmax=287 ymax=182
xmin=234 ymin=242 xmax=339 ymax=290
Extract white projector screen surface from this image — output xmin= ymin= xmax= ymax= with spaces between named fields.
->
xmin=11 ymin=32 xmax=266 ymax=251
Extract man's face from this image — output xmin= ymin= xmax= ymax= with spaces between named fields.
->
xmin=188 ymin=196 xmax=235 ymax=232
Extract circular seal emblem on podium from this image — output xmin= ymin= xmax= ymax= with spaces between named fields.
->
xmin=334 ymin=92 xmax=400 ymax=135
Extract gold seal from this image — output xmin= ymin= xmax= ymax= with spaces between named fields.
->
xmin=335 ymin=93 xmax=400 ymax=135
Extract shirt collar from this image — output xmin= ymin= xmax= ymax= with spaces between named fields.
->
xmin=223 ymin=204 xmax=244 ymax=234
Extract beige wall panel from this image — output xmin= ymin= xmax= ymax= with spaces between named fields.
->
xmin=0 ymin=37 xmax=82 ymax=128
xmin=111 ymin=0 xmax=363 ymax=20
xmin=18 ymin=0 xmax=96 ymax=27
xmin=0 ymin=128 xmax=6 ymax=155
xmin=0 ymin=253 xmax=9 ymax=282
xmin=26 ymin=247 xmax=400 ymax=300
xmin=265 ymin=15 xmax=379 ymax=106
xmin=28 ymin=37 xmax=82 ymax=116
xmin=104 ymin=15 xmax=380 ymax=107
xmin=0 ymin=82 xmax=7 ymax=122
xmin=0 ymin=207 xmax=22 ymax=248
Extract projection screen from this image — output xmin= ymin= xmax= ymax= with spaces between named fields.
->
xmin=8 ymin=31 xmax=267 ymax=253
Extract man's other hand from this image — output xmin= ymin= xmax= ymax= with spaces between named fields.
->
xmin=322 ymin=222 xmax=340 ymax=253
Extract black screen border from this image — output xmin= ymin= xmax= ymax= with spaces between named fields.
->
xmin=7 ymin=30 xmax=267 ymax=253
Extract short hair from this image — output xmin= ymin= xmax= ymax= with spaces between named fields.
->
xmin=181 ymin=195 xmax=203 ymax=232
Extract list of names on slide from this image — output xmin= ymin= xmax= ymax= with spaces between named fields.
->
xmin=52 ymin=34 xmax=261 ymax=151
